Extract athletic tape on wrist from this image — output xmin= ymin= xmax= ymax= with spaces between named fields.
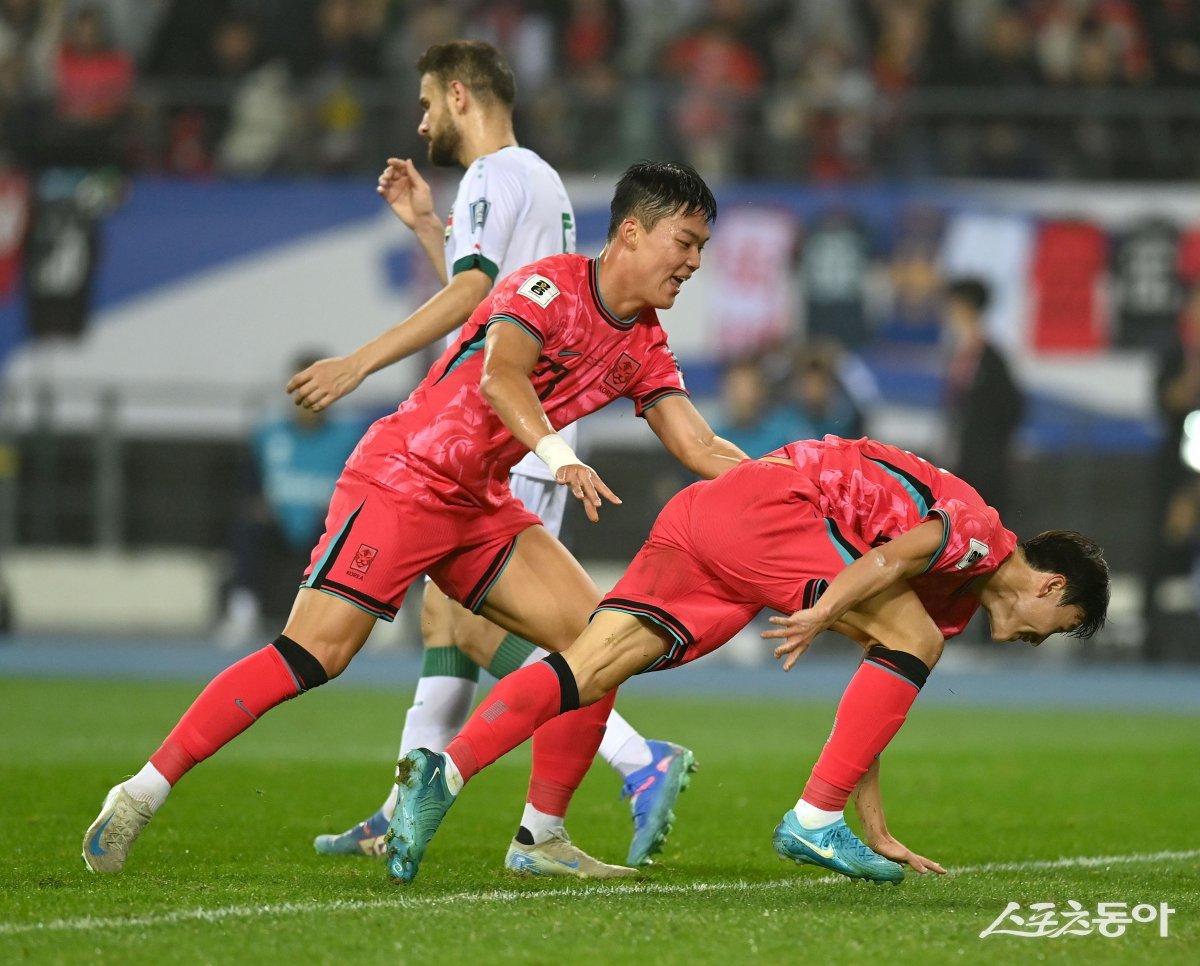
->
xmin=534 ymin=433 xmax=581 ymax=478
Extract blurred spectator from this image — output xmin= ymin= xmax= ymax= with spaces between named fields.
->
xmin=878 ymin=202 xmax=944 ymax=344
xmin=710 ymin=356 xmax=809 ymax=459
xmin=799 ymin=209 xmax=872 ymax=348
xmin=35 ymin=3 xmax=134 ymax=169
xmin=1145 ymin=0 xmax=1200 ymax=85
xmin=659 ymin=0 xmax=766 ymax=179
xmin=787 ymin=345 xmax=868 ymax=440
xmin=290 ymin=0 xmax=386 ymax=172
xmin=210 ymin=15 xmax=292 ymax=176
xmin=1144 ymin=282 xmax=1200 ymax=658
xmin=530 ymin=0 xmax=625 ymax=169
xmin=215 ymin=351 xmax=368 ymax=648
xmin=940 ymin=277 xmax=1024 ymax=516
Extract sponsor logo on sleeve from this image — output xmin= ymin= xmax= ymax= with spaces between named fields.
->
xmin=469 ymin=198 xmax=490 ymax=231
xmin=954 ymin=538 xmax=989 ymax=570
xmin=517 ymin=274 xmax=560 ymax=308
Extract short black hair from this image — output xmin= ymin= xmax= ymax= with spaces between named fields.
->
xmin=417 ymin=41 xmax=515 ymax=107
xmin=945 ymin=277 xmax=990 ymax=312
xmin=1020 ymin=530 xmax=1110 ymax=639
xmin=607 ymin=160 xmax=717 ymax=240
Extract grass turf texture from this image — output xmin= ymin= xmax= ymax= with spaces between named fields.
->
xmin=1 ymin=677 xmax=1196 ymax=964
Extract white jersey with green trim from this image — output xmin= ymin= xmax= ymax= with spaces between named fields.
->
xmin=443 ymin=145 xmax=575 ymax=286
xmin=443 ymin=145 xmax=577 ymax=483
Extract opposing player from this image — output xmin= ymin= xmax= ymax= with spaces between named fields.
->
xmin=386 ymin=435 xmax=1110 ymax=884
xmin=82 ymin=159 xmax=747 ymax=877
xmin=286 ymin=40 xmax=696 ymax=868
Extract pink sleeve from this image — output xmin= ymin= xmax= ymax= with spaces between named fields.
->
xmin=923 ymin=500 xmax=1004 ymax=575
xmin=631 ymin=341 xmax=689 ymax=417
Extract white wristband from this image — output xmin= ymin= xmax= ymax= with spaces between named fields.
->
xmin=534 ymin=433 xmax=582 ymax=478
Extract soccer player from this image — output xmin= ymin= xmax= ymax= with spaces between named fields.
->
xmin=385 ymin=435 xmax=1110 ymax=885
xmin=286 ymin=40 xmax=697 ymax=867
xmin=82 ymin=158 xmax=747 ymax=877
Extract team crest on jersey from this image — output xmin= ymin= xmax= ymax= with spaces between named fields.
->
xmin=604 ymin=352 xmax=642 ymax=393
xmin=444 ymin=208 xmax=453 ymax=243
xmin=517 ymin=274 xmax=560 ymax=308
xmin=469 ymin=198 xmax=490 ymax=231
xmin=348 ymin=544 xmax=378 ymax=578
xmin=954 ymin=538 xmax=989 ymax=571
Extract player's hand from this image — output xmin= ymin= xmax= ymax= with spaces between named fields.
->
xmin=556 ymin=463 xmax=621 ymax=524
xmin=286 ymin=356 xmax=364 ymax=412
xmin=762 ymin=607 xmax=832 ymax=671
xmin=865 ymin=832 xmax=947 ymax=876
xmin=377 ymin=157 xmax=434 ymax=229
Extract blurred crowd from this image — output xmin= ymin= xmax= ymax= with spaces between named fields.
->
xmin=2 ymin=0 xmax=1199 ymax=181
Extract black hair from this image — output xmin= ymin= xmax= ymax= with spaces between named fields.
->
xmin=1020 ymin=530 xmax=1110 ymax=639
xmin=417 ymin=40 xmax=515 ymax=107
xmin=945 ymin=277 xmax=991 ymax=313
xmin=607 ymin=160 xmax=717 ymax=240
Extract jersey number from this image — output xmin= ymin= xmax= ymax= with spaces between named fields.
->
xmin=533 ymin=356 xmax=571 ymax=401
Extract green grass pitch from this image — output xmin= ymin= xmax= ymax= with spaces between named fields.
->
xmin=1 ymin=676 xmax=1196 ymax=964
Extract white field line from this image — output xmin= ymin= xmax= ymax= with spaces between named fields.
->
xmin=2 ymin=849 xmax=1196 ymax=938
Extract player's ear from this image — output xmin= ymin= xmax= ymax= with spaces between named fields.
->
xmin=1039 ymin=573 xmax=1067 ymax=599
xmin=619 ymin=217 xmax=640 ymax=250
xmin=446 ymin=79 xmax=469 ymax=114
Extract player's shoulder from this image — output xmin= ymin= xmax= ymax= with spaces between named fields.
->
xmin=492 ymin=253 xmax=586 ymax=308
xmin=467 ymin=146 xmax=555 ymax=185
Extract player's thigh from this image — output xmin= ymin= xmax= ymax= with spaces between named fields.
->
xmin=420 ymin=580 xmax=508 ymax=664
xmin=475 ymin=525 xmax=600 ymax=652
xmin=838 ymin=583 xmax=944 ymax=667
xmin=563 ymin=610 xmax=670 ymax=704
xmin=281 ymin=586 xmax=377 ymax=678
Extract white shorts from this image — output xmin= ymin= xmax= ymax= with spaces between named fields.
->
xmin=508 ymin=470 xmax=568 ymax=538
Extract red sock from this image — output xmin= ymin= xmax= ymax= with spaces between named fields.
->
xmin=444 ymin=662 xmax=563 ymax=781
xmin=802 ymin=662 xmax=920 ymax=810
xmin=150 ymin=645 xmax=302 ymax=784
xmin=528 ymin=687 xmax=618 ymax=817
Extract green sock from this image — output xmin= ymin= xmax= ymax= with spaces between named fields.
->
xmin=487 ymin=634 xmax=539 ymax=678
xmin=421 ymin=645 xmax=481 ymax=681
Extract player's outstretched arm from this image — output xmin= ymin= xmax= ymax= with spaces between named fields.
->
xmin=377 ymin=157 xmax=447 ymax=284
xmin=287 ymin=269 xmax=492 ymax=412
xmin=852 ymin=758 xmax=946 ymax=875
xmin=642 ymin=395 xmax=747 ymax=479
xmin=480 ymin=321 xmax=621 ymax=523
xmin=764 ymin=519 xmax=946 ymax=670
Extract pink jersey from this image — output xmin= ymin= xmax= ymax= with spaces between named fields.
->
xmin=347 ymin=254 xmax=688 ymax=504
xmin=771 ymin=436 xmax=1017 ymax=637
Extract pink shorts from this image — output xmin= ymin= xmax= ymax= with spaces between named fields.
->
xmin=302 ymin=468 xmax=542 ymax=620
xmin=598 ymin=460 xmax=864 ymax=670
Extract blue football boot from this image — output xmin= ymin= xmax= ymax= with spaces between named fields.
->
xmin=620 ymin=740 xmax=697 ymax=866
xmin=385 ymin=749 xmax=455 ymax=884
xmin=313 ymin=808 xmax=390 ymax=857
xmin=773 ymin=811 xmax=904 ymax=884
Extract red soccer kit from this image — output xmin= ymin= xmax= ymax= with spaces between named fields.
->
xmin=601 ymin=435 xmax=1017 ymax=669
xmin=302 ymin=254 xmax=689 ymax=618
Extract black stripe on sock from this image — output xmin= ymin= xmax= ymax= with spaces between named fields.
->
xmin=273 ymin=634 xmax=329 ymax=691
xmin=543 ymin=651 xmax=580 ymax=714
xmin=865 ymin=644 xmax=930 ymax=690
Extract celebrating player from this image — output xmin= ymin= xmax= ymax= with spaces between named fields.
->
xmin=286 ymin=40 xmax=697 ymax=869
xmin=385 ymin=435 xmax=1110 ymax=885
xmin=82 ymin=158 xmax=747 ymax=877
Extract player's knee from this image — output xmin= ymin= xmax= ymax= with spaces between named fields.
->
xmin=866 ymin=636 xmax=940 ymax=689
xmin=909 ymin=629 xmax=945 ymax=668
xmin=272 ymin=634 xmax=333 ymax=689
